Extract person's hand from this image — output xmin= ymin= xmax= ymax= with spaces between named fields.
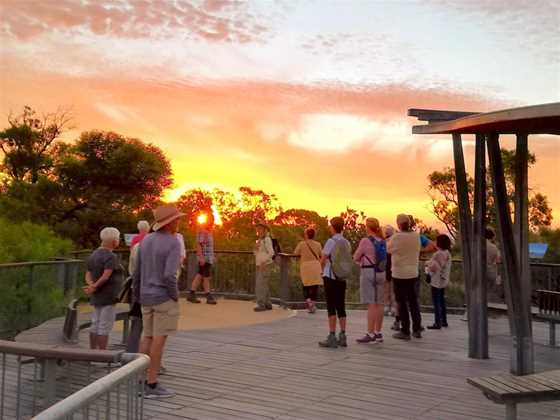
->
xmin=83 ymin=284 xmax=96 ymax=295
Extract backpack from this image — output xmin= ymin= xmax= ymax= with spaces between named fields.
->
xmin=271 ymin=237 xmax=281 ymax=260
xmin=330 ymin=237 xmax=354 ymax=280
xmin=368 ymin=237 xmax=387 ymax=273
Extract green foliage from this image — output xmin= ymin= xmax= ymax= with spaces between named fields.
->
xmin=428 ymin=148 xmax=553 ymax=239
xmin=0 ymin=217 xmax=72 ymax=263
xmin=531 ymin=227 xmax=560 ymax=263
xmin=0 ymin=107 xmax=173 ymax=248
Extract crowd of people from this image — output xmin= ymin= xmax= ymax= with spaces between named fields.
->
xmin=82 ymin=204 xmax=502 ymax=399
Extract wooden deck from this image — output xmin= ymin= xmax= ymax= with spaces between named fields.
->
xmin=3 ymin=309 xmax=560 ymax=419
xmin=139 ymin=310 xmax=560 ymax=420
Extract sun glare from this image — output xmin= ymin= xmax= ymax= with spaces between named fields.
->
xmin=197 ymin=213 xmax=208 ymax=225
xmin=212 ymin=205 xmax=223 ymax=226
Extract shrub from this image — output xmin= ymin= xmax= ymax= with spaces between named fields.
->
xmin=0 ymin=218 xmax=73 ymax=263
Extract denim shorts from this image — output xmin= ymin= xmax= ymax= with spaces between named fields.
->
xmin=90 ymin=304 xmax=116 ymax=336
xmin=360 ymin=268 xmax=385 ymax=305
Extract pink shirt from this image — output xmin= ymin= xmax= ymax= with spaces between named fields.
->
xmin=353 ymin=236 xmax=378 ymax=267
xmin=130 ymin=232 xmax=147 ymax=248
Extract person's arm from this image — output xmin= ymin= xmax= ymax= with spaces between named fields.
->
xmin=163 ymin=242 xmax=181 ymax=301
xmin=196 ymin=239 xmax=205 ymax=265
xmin=85 ymin=271 xmax=94 ymax=286
xmin=132 ymin=246 xmax=142 ymax=304
xmin=264 ymin=236 xmax=275 ymax=259
xmin=293 ymin=242 xmax=301 ymax=256
xmin=420 ymin=235 xmax=437 ymax=253
xmin=387 ymin=236 xmax=395 ymax=255
xmin=353 ymin=239 xmax=364 ymax=263
xmin=321 ymin=239 xmax=333 ymax=269
xmin=426 ymin=253 xmax=444 ymax=274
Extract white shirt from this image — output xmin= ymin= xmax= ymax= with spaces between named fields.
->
xmin=176 ymin=233 xmax=186 ymax=259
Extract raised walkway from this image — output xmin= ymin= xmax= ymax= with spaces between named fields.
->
xmin=140 ymin=308 xmax=559 ymax=420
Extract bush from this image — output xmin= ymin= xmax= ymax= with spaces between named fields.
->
xmin=0 ymin=217 xmax=73 ymax=263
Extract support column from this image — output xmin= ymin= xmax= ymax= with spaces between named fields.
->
xmin=452 ymin=133 xmax=475 ymax=357
xmin=487 ymin=133 xmax=534 ymax=375
xmin=471 ymin=134 xmax=488 ymax=358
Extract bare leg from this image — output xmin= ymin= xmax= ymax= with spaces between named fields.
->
xmin=147 ymin=336 xmax=168 ymax=384
xmin=97 ymin=335 xmax=109 ymax=350
xmin=374 ymin=304 xmax=385 ymax=332
xmin=328 ymin=315 xmax=337 ymax=333
xmin=89 ymin=333 xmax=98 ymax=349
xmin=339 ymin=317 xmax=347 ymax=332
xmin=140 ymin=336 xmax=152 ymax=356
xmin=202 ymin=277 xmax=210 ymax=294
xmin=367 ymin=304 xmax=375 ymax=333
xmin=191 ymin=274 xmax=202 ymax=291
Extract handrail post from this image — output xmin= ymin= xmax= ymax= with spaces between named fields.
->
xmin=279 ymin=254 xmax=291 ymax=307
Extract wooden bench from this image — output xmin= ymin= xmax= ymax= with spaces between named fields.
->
xmin=467 ymin=369 xmax=560 ymax=420
xmin=63 ymin=298 xmax=130 ymax=345
xmin=534 ymin=290 xmax=560 ymax=346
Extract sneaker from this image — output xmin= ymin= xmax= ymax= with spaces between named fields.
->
xmin=375 ymin=333 xmax=384 ymax=343
xmin=427 ymin=324 xmax=441 ymax=330
xmin=187 ymin=292 xmax=201 ymax=304
xmin=338 ymin=332 xmax=348 ymax=348
xmin=254 ymin=306 xmax=267 ymax=312
xmin=442 ymin=323 xmax=449 ymax=328
xmin=144 ymin=383 xmax=175 ymax=399
xmin=412 ymin=331 xmax=422 ymax=338
xmin=392 ymin=331 xmax=411 ymax=340
xmin=391 ymin=321 xmax=400 ymax=331
xmin=318 ymin=333 xmax=338 ymax=348
xmin=309 ymin=303 xmax=316 ymax=314
xmin=356 ymin=334 xmax=375 ymax=344
xmin=265 ymin=304 xmax=273 ymax=310
xmin=206 ymin=294 xmax=217 ymax=305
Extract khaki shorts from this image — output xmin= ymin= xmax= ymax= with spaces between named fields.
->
xmin=360 ymin=268 xmax=386 ymax=305
xmin=142 ymin=299 xmax=180 ymax=337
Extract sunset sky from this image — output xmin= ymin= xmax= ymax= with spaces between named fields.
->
xmin=1 ymin=0 xmax=559 ymax=228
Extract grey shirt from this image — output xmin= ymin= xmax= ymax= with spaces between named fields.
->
xmin=132 ymin=231 xmax=181 ymax=306
xmin=87 ymin=248 xmax=123 ymax=307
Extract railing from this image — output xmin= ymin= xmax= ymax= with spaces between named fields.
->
xmin=33 ymin=353 xmax=149 ymax=420
xmin=0 ymin=260 xmax=84 ymax=339
xmin=0 ymin=339 xmax=148 ymax=419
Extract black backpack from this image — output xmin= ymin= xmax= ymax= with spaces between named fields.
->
xmin=271 ymin=237 xmax=281 ymax=260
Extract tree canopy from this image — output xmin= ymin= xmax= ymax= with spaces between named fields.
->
xmin=427 ymin=149 xmax=553 ymax=240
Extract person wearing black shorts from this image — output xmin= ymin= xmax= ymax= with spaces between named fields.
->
xmin=187 ymin=213 xmax=217 ymax=305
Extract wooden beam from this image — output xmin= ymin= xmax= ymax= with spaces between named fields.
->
xmin=487 ymin=133 xmax=534 ymax=375
xmin=514 ymin=132 xmax=534 ymax=361
xmin=452 ymin=133 xmax=475 ymax=357
xmin=407 ymin=108 xmax=480 ymax=122
xmin=411 ymin=103 xmax=560 ymax=135
xmin=471 ymin=134 xmax=489 ymax=359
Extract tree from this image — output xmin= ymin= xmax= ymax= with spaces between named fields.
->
xmin=427 ymin=148 xmax=553 ymax=239
xmin=0 ymin=123 xmax=173 ymax=247
xmin=0 ymin=106 xmax=71 ymax=183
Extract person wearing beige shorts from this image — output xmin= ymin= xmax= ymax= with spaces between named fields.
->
xmin=142 ymin=299 xmax=180 ymax=337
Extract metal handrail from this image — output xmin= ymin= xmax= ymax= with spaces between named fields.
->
xmin=33 ymin=353 xmax=149 ymax=420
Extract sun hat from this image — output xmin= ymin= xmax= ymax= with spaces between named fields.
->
xmin=152 ymin=205 xmax=185 ymax=231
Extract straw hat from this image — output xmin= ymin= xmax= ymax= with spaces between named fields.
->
xmin=152 ymin=205 xmax=185 ymax=231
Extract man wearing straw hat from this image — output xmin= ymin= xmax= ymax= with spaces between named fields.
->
xmin=132 ymin=204 xmax=185 ymax=399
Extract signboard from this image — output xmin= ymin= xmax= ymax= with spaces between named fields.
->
xmin=529 ymin=243 xmax=548 ymax=259
xmin=124 ymin=234 xmax=136 ymax=247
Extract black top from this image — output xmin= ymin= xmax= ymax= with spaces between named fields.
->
xmin=87 ymin=248 xmax=124 ymax=306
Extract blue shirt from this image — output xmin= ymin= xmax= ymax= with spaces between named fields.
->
xmin=420 ymin=234 xmax=430 ymax=248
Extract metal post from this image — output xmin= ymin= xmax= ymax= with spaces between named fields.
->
xmin=279 ymin=255 xmax=291 ymax=307
xmin=487 ymin=133 xmax=534 ymax=375
xmin=471 ymin=134 xmax=488 ymax=358
xmin=452 ymin=133 xmax=475 ymax=357
xmin=43 ymin=358 xmax=58 ymax=407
